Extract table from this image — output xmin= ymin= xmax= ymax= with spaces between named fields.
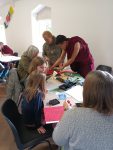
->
xmin=44 ymin=72 xmax=84 ymax=124
xmin=0 ymin=55 xmax=20 ymax=63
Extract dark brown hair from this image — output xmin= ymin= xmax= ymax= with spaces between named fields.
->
xmin=83 ymin=70 xmax=113 ymax=114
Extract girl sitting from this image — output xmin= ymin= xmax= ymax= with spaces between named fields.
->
xmin=21 ymin=70 xmax=51 ymax=134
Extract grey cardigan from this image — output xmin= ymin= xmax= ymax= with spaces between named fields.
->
xmin=53 ymin=108 xmax=113 ymax=150
xmin=6 ymin=68 xmax=22 ymax=103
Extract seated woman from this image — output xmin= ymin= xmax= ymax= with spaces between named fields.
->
xmin=28 ymin=56 xmax=47 ymax=75
xmin=6 ymin=56 xmax=46 ymax=104
xmin=0 ymin=42 xmax=14 ymax=82
xmin=21 ymin=70 xmax=51 ymax=134
xmin=53 ymin=70 xmax=113 ymax=150
xmin=17 ymin=45 xmax=39 ymax=85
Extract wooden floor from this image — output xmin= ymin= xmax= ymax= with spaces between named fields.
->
xmin=0 ymin=83 xmax=58 ymax=150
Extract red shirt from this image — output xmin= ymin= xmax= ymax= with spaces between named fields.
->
xmin=1 ymin=45 xmax=13 ymax=55
xmin=66 ymin=36 xmax=94 ymax=77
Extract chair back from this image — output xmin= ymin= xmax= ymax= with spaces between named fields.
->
xmin=2 ymin=99 xmax=24 ymax=150
xmin=96 ymin=65 xmax=112 ymax=74
xmin=2 ymin=99 xmax=53 ymax=150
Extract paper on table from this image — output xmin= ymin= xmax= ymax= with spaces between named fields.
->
xmin=46 ymin=77 xmax=62 ymax=91
xmin=44 ymin=106 xmax=64 ymax=124
xmin=65 ymin=85 xmax=83 ymax=103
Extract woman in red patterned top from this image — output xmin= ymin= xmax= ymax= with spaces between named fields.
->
xmin=51 ymin=35 xmax=94 ymax=77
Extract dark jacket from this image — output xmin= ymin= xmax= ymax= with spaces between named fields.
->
xmin=21 ymin=92 xmax=44 ymax=128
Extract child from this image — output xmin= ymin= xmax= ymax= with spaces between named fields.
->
xmin=6 ymin=56 xmax=47 ymax=105
xmin=21 ymin=70 xmax=50 ymax=134
xmin=24 ymin=56 xmax=48 ymax=87
xmin=28 ymin=56 xmax=48 ymax=75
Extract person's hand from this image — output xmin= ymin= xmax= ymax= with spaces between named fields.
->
xmin=55 ymin=66 xmax=64 ymax=71
xmin=37 ymin=126 xmax=46 ymax=134
xmin=49 ymin=65 xmax=53 ymax=70
xmin=63 ymin=100 xmax=69 ymax=111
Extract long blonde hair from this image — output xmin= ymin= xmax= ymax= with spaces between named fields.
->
xmin=23 ymin=45 xmax=39 ymax=59
xmin=28 ymin=56 xmax=45 ymax=74
xmin=24 ymin=70 xmax=45 ymax=101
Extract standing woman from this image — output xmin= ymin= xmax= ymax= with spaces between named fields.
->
xmin=42 ymin=31 xmax=62 ymax=67
xmin=17 ymin=45 xmax=39 ymax=83
xmin=51 ymin=35 xmax=94 ymax=77
xmin=53 ymin=70 xmax=113 ymax=150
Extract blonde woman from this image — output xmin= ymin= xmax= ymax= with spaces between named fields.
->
xmin=6 ymin=56 xmax=46 ymax=104
xmin=28 ymin=56 xmax=47 ymax=74
xmin=24 ymin=56 xmax=48 ymax=86
xmin=42 ymin=31 xmax=62 ymax=67
xmin=21 ymin=70 xmax=52 ymax=134
xmin=17 ymin=45 xmax=39 ymax=83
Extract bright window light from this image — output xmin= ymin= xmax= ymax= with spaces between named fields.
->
xmin=0 ymin=25 xmax=6 ymax=44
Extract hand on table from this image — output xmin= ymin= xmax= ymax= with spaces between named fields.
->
xmin=63 ymin=100 xmax=69 ymax=111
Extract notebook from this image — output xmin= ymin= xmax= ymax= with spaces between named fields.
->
xmin=65 ymin=85 xmax=83 ymax=103
xmin=44 ymin=106 xmax=64 ymax=124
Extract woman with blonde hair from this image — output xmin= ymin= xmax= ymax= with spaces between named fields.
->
xmin=17 ymin=45 xmax=39 ymax=83
xmin=42 ymin=31 xmax=62 ymax=67
xmin=28 ymin=56 xmax=47 ymax=74
xmin=24 ymin=56 xmax=48 ymax=87
xmin=21 ymin=70 xmax=52 ymax=134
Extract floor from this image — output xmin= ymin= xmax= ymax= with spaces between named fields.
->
xmin=0 ymin=83 xmax=58 ymax=150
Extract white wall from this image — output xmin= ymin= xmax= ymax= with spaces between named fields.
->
xmin=1 ymin=0 xmax=113 ymax=68
xmin=36 ymin=7 xmax=51 ymax=20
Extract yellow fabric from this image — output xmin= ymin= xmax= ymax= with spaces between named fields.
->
xmin=9 ymin=6 xmax=14 ymax=16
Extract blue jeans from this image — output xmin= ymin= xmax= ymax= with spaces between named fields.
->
xmin=0 ymin=63 xmax=9 ymax=79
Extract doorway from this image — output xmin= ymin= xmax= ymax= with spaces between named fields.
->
xmin=31 ymin=5 xmax=52 ymax=53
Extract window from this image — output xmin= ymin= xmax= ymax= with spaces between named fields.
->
xmin=0 ymin=25 xmax=6 ymax=44
xmin=31 ymin=6 xmax=51 ymax=53
xmin=32 ymin=19 xmax=51 ymax=51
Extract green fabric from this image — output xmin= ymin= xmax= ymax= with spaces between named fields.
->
xmin=49 ymin=74 xmax=84 ymax=92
